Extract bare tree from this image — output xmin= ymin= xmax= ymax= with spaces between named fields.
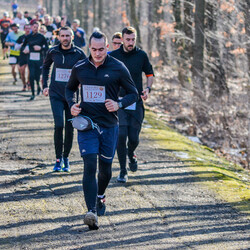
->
xmin=128 ymin=0 xmax=142 ymax=48
xmin=206 ymin=1 xmax=228 ymax=98
xmin=153 ymin=0 xmax=168 ymax=65
xmin=98 ymin=0 xmax=103 ymax=30
xmin=244 ymin=0 xmax=250 ymax=168
xmin=58 ymin=0 xmax=64 ymax=17
xmin=82 ymin=0 xmax=89 ymax=34
xmin=192 ymin=0 xmax=207 ymax=129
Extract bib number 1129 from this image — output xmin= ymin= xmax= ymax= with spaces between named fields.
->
xmin=82 ymin=85 xmax=105 ymax=103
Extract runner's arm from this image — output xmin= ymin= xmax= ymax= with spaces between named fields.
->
xmin=118 ymin=66 xmax=138 ymax=108
xmin=42 ymin=49 xmax=53 ymax=89
xmin=65 ymin=66 xmax=80 ymax=108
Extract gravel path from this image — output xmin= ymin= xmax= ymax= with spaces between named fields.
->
xmin=0 ymin=61 xmax=249 ymax=249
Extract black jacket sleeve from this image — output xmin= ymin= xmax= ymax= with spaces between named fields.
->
xmin=42 ymin=49 xmax=53 ymax=89
xmin=118 ymin=65 xmax=138 ymax=108
xmin=65 ymin=66 xmax=80 ymax=108
xmin=42 ymin=36 xmax=49 ymax=55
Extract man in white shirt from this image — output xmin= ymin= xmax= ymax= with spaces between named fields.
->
xmin=13 ymin=11 xmax=28 ymax=31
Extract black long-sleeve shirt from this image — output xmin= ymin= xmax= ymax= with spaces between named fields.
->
xmin=21 ymin=32 xmax=48 ymax=62
xmin=42 ymin=44 xmax=86 ymax=100
xmin=110 ymin=45 xmax=154 ymax=102
xmin=65 ymin=55 xmax=138 ymax=128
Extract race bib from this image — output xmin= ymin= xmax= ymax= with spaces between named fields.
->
xmin=125 ymin=102 xmax=136 ymax=111
xmin=55 ymin=68 xmax=72 ymax=82
xmin=30 ymin=52 xmax=40 ymax=61
xmin=118 ymin=97 xmax=136 ymax=111
xmin=9 ymin=56 xmax=17 ymax=64
xmin=82 ymin=85 xmax=105 ymax=103
xmin=45 ymin=31 xmax=53 ymax=39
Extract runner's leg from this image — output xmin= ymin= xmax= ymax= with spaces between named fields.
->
xmin=63 ymin=101 xmax=74 ymax=158
xmin=82 ymin=153 xmax=98 ymax=212
xmin=50 ymin=97 xmax=64 ymax=160
xmin=116 ymin=125 xmax=128 ymax=174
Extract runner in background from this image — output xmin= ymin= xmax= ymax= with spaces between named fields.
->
xmin=11 ymin=1 xmax=19 ymax=18
xmin=43 ymin=26 xmax=86 ymax=172
xmin=111 ymin=32 xmax=122 ymax=51
xmin=110 ymin=27 xmax=154 ymax=183
xmin=21 ymin=21 xmax=48 ymax=100
xmin=13 ymin=11 xmax=28 ymax=31
xmin=0 ymin=12 xmax=12 ymax=60
xmin=5 ymin=23 xmax=22 ymax=85
xmin=71 ymin=19 xmax=86 ymax=49
xmin=43 ymin=15 xmax=55 ymax=46
xmin=15 ymin=24 xmax=31 ymax=91
xmin=30 ymin=12 xmax=40 ymax=25
xmin=24 ymin=11 xmax=32 ymax=22
xmin=54 ymin=16 xmax=61 ymax=29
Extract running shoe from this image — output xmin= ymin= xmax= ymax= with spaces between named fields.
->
xmin=96 ymin=196 xmax=106 ymax=216
xmin=84 ymin=211 xmax=99 ymax=230
xmin=117 ymin=171 xmax=128 ymax=183
xmin=62 ymin=158 xmax=71 ymax=172
xmin=53 ymin=158 xmax=63 ymax=172
xmin=29 ymin=95 xmax=35 ymax=101
xmin=128 ymin=153 xmax=138 ymax=172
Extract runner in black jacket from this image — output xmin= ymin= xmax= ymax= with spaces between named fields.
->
xmin=43 ymin=26 xmax=86 ymax=172
xmin=21 ymin=21 xmax=48 ymax=100
xmin=65 ymin=31 xmax=138 ymax=230
xmin=110 ymin=26 xmax=154 ymax=183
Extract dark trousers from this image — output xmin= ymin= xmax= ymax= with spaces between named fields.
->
xmin=116 ymin=125 xmax=141 ymax=173
xmin=50 ymin=96 xmax=73 ymax=159
xmin=28 ymin=60 xmax=42 ymax=96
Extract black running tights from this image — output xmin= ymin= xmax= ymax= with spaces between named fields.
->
xmin=82 ymin=154 xmax=112 ymax=212
xmin=116 ymin=125 xmax=140 ymax=173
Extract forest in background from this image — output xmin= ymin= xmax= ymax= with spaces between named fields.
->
xmin=3 ymin=0 xmax=250 ymax=169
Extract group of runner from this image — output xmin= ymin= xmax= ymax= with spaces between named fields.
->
xmin=0 ymin=8 xmax=86 ymax=99
xmin=2 ymin=7 xmax=154 ymax=231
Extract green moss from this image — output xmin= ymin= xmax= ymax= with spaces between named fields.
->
xmin=143 ymin=108 xmax=250 ymax=217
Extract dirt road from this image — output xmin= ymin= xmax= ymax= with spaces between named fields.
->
xmin=0 ymin=60 xmax=249 ymax=249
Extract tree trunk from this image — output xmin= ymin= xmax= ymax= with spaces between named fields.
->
xmin=192 ymin=0 xmax=207 ymax=127
xmin=98 ymin=0 xmax=103 ymax=30
xmin=184 ymin=0 xmax=193 ymax=58
xmin=147 ymin=0 xmax=153 ymax=59
xmin=93 ymin=0 xmax=97 ymax=29
xmin=128 ymin=0 xmax=142 ymax=48
xmin=76 ymin=0 xmax=83 ymax=24
xmin=206 ymin=2 xmax=228 ymax=98
xmin=244 ymin=0 xmax=250 ymax=169
xmin=153 ymin=0 xmax=168 ymax=65
xmin=83 ymin=0 xmax=89 ymax=35
xmin=58 ymin=0 xmax=64 ymax=17
xmin=173 ymin=0 xmax=187 ymax=87
xmin=65 ymin=0 xmax=69 ymax=15
xmin=49 ymin=0 xmax=53 ymax=16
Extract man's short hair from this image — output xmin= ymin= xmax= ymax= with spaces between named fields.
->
xmin=112 ymin=32 xmax=122 ymax=40
xmin=89 ymin=31 xmax=107 ymax=45
xmin=10 ymin=23 xmax=19 ymax=28
xmin=24 ymin=24 xmax=30 ymax=29
xmin=59 ymin=26 xmax=73 ymax=36
xmin=32 ymin=21 xmax=40 ymax=26
xmin=122 ymin=26 xmax=137 ymax=37
xmin=73 ymin=19 xmax=80 ymax=25
xmin=24 ymin=11 xmax=29 ymax=14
